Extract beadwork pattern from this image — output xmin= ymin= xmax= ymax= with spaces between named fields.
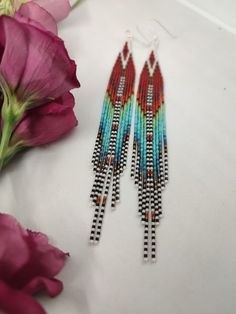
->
xmin=90 ymin=42 xmax=135 ymax=244
xmin=131 ymin=51 xmax=168 ymax=262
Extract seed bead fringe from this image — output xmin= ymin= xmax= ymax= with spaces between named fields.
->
xmin=90 ymin=42 xmax=135 ymax=243
xmin=131 ymin=51 xmax=169 ymax=262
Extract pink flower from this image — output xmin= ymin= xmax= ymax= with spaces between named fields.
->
xmin=0 ymin=213 xmax=69 ymax=314
xmin=15 ymin=0 xmax=71 ymax=34
xmin=32 ymin=0 xmax=71 ymax=22
xmin=15 ymin=2 xmax=59 ymax=34
xmin=10 ymin=92 xmax=78 ymax=147
xmin=0 ymin=16 xmax=80 ymax=168
xmin=1 ymin=0 xmax=71 ymax=34
xmin=0 ymin=16 xmax=79 ymax=102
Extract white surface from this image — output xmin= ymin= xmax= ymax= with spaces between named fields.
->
xmin=177 ymin=0 xmax=236 ymax=35
xmin=1 ymin=0 xmax=236 ymax=313
xmin=178 ymin=0 xmax=236 ymax=33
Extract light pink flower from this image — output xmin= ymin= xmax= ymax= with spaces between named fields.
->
xmin=15 ymin=0 xmax=71 ymax=34
xmin=0 ymin=213 xmax=68 ymax=314
xmin=33 ymin=0 xmax=71 ymax=22
xmin=0 ymin=0 xmax=71 ymax=34
xmin=15 ymin=2 xmax=58 ymax=34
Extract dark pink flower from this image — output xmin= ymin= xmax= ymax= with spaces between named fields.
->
xmin=11 ymin=92 xmax=78 ymax=147
xmin=0 ymin=213 xmax=68 ymax=314
xmin=1 ymin=0 xmax=70 ymax=34
xmin=0 ymin=16 xmax=80 ymax=168
xmin=0 ymin=16 xmax=79 ymax=102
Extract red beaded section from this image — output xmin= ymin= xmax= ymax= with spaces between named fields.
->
xmin=102 ymin=196 xmax=107 ymax=206
xmin=147 ymin=169 xmax=153 ymax=177
xmin=112 ymin=124 xmax=118 ymax=131
xmin=149 ymin=51 xmax=155 ymax=67
xmin=152 ymin=212 xmax=156 ymax=221
xmin=123 ymin=42 xmax=129 ymax=59
xmin=96 ymin=195 xmax=101 ymax=206
xmin=106 ymin=43 xmax=135 ymax=107
xmin=136 ymin=51 xmax=163 ymax=116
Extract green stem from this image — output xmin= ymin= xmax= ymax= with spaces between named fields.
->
xmin=71 ymin=0 xmax=81 ymax=10
xmin=0 ymin=86 xmax=26 ymax=170
xmin=0 ymin=118 xmax=15 ymax=169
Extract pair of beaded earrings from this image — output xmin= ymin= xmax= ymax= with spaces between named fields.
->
xmin=89 ymin=35 xmax=168 ymax=263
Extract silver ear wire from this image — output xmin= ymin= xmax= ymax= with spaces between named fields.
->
xmin=134 ymin=26 xmax=160 ymax=56
xmin=125 ymin=29 xmax=133 ymax=52
xmin=151 ymin=35 xmax=160 ymax=54
xmin=135 ymin=25 xmax=154 ymax=47
xmin=133 ymin=19 xmax=176 ymax=52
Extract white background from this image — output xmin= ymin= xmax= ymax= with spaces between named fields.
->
xmin=178 ymin=0 xmax=236 ymax=32
xmin=1 ymin=0 xmax=236 ymax=313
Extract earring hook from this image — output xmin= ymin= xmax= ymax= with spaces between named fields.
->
xmin=125 ymin=29 xmax=133 ymax=51
xmin=133 ymin=19 xmax=176 ymax=53
xmin=135 ymin=25 xmax=160 ymax=56
xmin=135 ymin=25 xmax=155 ymax=47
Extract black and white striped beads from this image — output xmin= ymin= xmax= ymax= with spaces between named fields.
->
xmin=151 ymin=212 xmax=156 ymax=261
xmin=93 ymin=166 xmax=113 ymax=243
xmin=143 ymin=84 xmax=157 ymax=262
xmin=90 ymin=75 xmax=128 ymax=243
xmin=164 ymin=145 xmax=169 ymax=183
xmin=130 ymin=142 xmax=136 ymax=178
xmin=143 ymin=214 xmax=149 ymax=261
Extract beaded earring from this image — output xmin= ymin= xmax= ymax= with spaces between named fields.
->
xmin=89 ymin=39 xmax=136 ymax=244
xmin=131 ymin=46 xmax=168 ymax=262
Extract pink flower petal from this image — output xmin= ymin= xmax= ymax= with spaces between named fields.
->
xmin=12 ymin=230 xmax=68 ymax=291
xmin=0 ymin=214 xmax=68 ymax=312
xmin=0 ymin=17 xmax=29 ymax=92
xmin=12 ymin=92 xmax=78 ymax=146
xmin=23 ymin=277 xmax=63 ymax=297
xmin=0 ymin=16 xmax=79 ymax=101
xmin=0 ymin=281 xmax=46 ymax=314
xmin=26 ymin=230 xmax=69 ymax=278
xmin=33 ymin=0 xmax=71 ymax=22
xmin=17 ymin=2 xmax=58 ymax=34
xmin=14 ymin=11 xmax=49 ymax=33
xmin=0 ymin=214 xmax=29 ymax=282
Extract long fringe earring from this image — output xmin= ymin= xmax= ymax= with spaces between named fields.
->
xmin=131 ymin=48 xmax=168 ymax=262
xmin=90 ymin=40 xmax=136 ymax=244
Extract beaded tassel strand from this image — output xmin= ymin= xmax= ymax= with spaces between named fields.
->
xmin=90 ymin=42 xmax=135 ymax=243
xmin=131 ymin=51 xmax=168 ymax=262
